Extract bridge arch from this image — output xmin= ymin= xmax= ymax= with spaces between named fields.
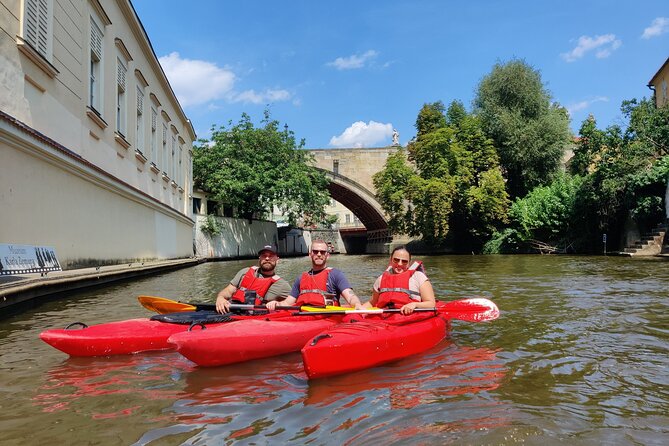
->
xmin=309 ymin=147 xmax=400 ymax=253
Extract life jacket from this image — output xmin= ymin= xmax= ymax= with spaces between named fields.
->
xmin=297 ymin=267 xmax=336 ymax=306
xmin=376 ymin=261 xmax=425 ymax=309
xmin=231 ymin=266 xmax=280 ymax=305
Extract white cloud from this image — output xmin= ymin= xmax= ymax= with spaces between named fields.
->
xmin=159 ymin=52 xmax=292 ymax=108
xmin=329 ymin=121 xmax=393 ymax=148
xmin=327 ymin=50 xmax=378 ymax=70
xmin=561 ymin=34 xmax=622 ymax=62
xmin=158 ymin=52 xmax=235 ymax=107
xmin=566 ymin=96 xmax=609 ymax=115
xmin=642 ymin=17 xmax=669 ymax=39
xmin=232 ymin=89 xmax=291 ymax=104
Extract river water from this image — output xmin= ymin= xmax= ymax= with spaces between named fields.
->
xmin=1 ymin=255 xmax=667 ymax=445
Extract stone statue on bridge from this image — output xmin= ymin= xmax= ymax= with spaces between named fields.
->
xmin=392 ymin=129 xmax=399 ymax=146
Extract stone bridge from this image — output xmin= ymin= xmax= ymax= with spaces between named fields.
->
xmin=308 ymin=147 xmax=400 ymax=253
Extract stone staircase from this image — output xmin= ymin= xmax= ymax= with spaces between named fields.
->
xmin=621 ymin=220 xmax=668 ymax=256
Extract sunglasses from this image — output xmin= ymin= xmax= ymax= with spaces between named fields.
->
xmin=392 ymin=257 xmax=410 ymax=265
xmin=311 ymin=249 xmax=328 ymax=255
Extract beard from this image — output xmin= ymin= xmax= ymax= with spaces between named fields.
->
xmin=260 ymin=261 xmax=275 ymax=273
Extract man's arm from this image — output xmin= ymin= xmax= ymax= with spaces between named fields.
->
xmin=341 ymin=288 xmax=364 ymax=309
xmin=216 ymin=283 xmax=238 ymax=313
xmin=363 ymin=276 xmax=382 ymax=308
xmin=266 ymin=276 xmax=299 ymax=310
xmin=329 ymin=269 xmax=364 ymax=309
xmin=264 ymin=278 xmax=292 ymax=302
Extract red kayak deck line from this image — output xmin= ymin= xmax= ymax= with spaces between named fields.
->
xmin=169 ymin=315 xmax=342 ymax=367
xmin=301 ymin=312 xmax=450 ymax=379
xmin=39 ymin=311 xmax=293 ymax=357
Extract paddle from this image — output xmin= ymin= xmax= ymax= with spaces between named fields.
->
xmin=295 ymin=297 xmax=500 ymax=323
xmin=137 ymin=295 xmax=302 ymax=315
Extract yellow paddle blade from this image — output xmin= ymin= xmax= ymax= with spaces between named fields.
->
xmin=300 ymin=305 xmax=381 ymax=312
xmin=137 ymin=295 xmax=196 ymax=314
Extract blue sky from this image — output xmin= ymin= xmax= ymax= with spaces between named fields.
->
xmin=132 ymin=1 xmax=668 ymax=148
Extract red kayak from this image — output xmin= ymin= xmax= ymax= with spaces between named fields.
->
xmin=168 ymin=315 xmax=342 ymax=367
xmin=301 ymin=310 xmax=450 ymax=379
xmin=40 ymin=311 xmax=292 ymax=357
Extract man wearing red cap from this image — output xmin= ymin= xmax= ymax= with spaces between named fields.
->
xmin=215 ymin=244 xmax=291 ymax=313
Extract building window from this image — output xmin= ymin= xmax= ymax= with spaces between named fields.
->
xmin=22 ymin=0 xmax=53 ymax=59
xmin=89 ymin=17 xmax=103 ymax=113
xmin=178 ymin=146 xmax=183 ymax=186
xmin=135 ymin=86 xmax=144 ymax=153
xmin=150 ymin=107 xmax=157 ymax=164
xmin=171 ymin=135 xmax=176 ymax=180
xmin=333 ymin=159 xmax=339 ymax=174
xmin=161 ymin=123 xmax=168 ymax=174
xmin=192 ymin=197 xmax=202 ymax=214
xmin=345 ymin=214 xmax=350 ymax=224
xmin=207 ymin=200 xmax=219 ymax=216
xmin=116 ymin=57 xmax=127 ymax=136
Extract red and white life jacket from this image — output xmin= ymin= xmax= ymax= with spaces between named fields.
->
xmin=376 ymin=261 xmax=425 ymax=309
xmin=231 ymin=266 xmax=280 ymax=305
xmin=297 ymin=267 xmax=336 ymax=306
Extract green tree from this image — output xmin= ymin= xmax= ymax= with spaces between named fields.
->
xmin=570 ymin=99 xmax=669 ymax=250
xmin=372 ymin=149 xmax=416 ymax=235
xmin=375 ymin=103 xmax=509 ymax=248
xmin=193 ymin=111 xmax=330 ymax=226
xmin=474 ymin=59 xmax=572 ymax=198
xmin=415 ymin=101 xmax=447 ymax=138
xmin=484 ymin=173 xmax=582 ymax=253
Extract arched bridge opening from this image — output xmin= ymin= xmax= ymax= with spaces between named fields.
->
xmin=317 ymin=169 xmax=391 ymax=254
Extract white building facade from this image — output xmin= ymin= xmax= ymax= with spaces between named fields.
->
xmin=0 ymin=0 xmax=196 ymax=268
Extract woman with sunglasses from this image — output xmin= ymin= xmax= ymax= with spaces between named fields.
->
xmin=365 ymin=246 xmax=436 ymax=315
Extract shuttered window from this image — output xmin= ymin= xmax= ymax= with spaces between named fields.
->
xmin=150 ymin=108 xmax=157 ymax=163
xmin=23 ymin=0 xmax=51 ymax=58
xmin=90 ymin=19 xmax=103 ymax=61
xmin=136 ymin=86 xmax=144 ymax=152
xmin=116 ymin=58 xmax=127 ymax=136
xmin=89 ymin=17 xmax=103 ymax=111
xmin=117 ymin=59 xmax=127 ymax=91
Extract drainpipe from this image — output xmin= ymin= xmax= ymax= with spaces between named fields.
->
xmin=647 ymin=83 xmax=656 ymax=106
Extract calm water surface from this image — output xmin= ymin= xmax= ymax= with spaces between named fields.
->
xmin=1 ymin=255 xmax=667 ymax=445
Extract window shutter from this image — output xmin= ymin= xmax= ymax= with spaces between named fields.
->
xmin=24 ymin=0 xmax=49 ymax=57
xmin=117 ymin=59 xmax=126 ymax=91
xmin=36 ymin=0 xmax=48 ymax=55
xmin=136 ymin=87 xmax=144 ymax=113
xmin=90 ymin=19 xmax=103 ymax=60
xmin=25 ymin=0 xmax=39 ymax=47
xmin=162 ymin=124 xmax=167 ymax=143
xmin=151 ymin=109 xmax=157 ymax=130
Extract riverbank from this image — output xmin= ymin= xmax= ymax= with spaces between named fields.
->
xmin=0 ymin=258 xmax=203 ymax=317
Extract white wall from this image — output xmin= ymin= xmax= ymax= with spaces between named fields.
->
xmin=0 ymin=126 xmax=193 ymax=268
xmin=194 ymin=216 xmax=279 ymax=258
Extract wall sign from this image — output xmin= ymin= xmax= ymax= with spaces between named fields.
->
xmin=0 ymin=244 xmax=62 ymax=275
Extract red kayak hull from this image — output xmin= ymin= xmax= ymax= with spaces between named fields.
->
xmin=169 ymin=316 xmax=341 ymax=367
xmin=39 ymin=319 xmax=187 ymax=356
xmin=39 ymin=311 xmax=292 ymax=357
xmin=301 ymin=313 xmax=449 ymax=379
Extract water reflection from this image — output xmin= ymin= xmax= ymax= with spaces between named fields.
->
xmin=3 ymin=255 xmax=669 ymax=444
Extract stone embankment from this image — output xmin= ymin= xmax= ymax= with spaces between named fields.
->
xmin=0 ymin=258 xmax=202 ymax=317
